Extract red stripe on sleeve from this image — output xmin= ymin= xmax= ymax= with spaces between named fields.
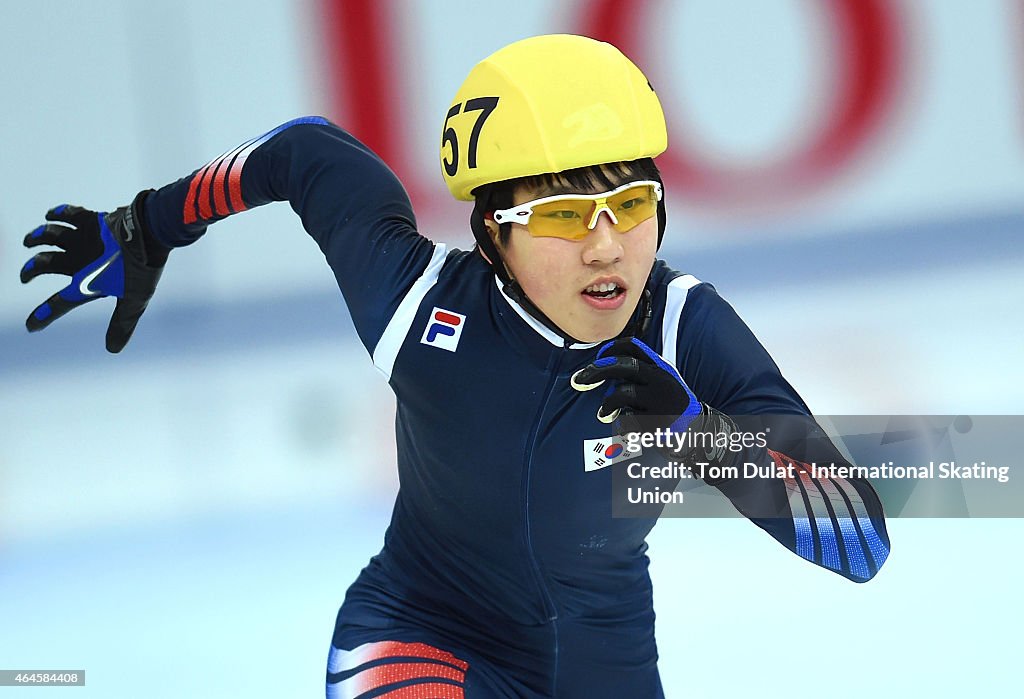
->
xmin=335 ymin=641 xmax=469 ymax=673
xmin=374 ymin=642 xmax=468 ymax=672
xmin=196 ymin=157 xmax=222 ymax=221
xmin=182 ymin=165 xmax=210 ymax=225
xmin=210 ymin=156 xmax=232 ymax=217
xmin=226 ymin=153 xmax=249 ymax=214
xmin=373 ymin=682 xmax=464 ymax=699
xmin=767 ymin=450 xmax=813 ymax=476
xmin=348 ymin=662 xmax=464 ymax=696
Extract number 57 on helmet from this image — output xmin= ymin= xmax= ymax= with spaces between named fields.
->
xmin=440 ymin=34 xmax=669 ymax=202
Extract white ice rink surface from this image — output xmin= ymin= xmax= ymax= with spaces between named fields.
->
xmin=1 ymin=506 xmax=1019 ymax=697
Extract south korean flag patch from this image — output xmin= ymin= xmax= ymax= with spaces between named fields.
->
xmin=583 ymin=435 xmax=639 ymax=472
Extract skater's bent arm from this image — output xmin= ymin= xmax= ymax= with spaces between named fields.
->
xmin=143 ymin=117 xmax=437 ymax=352
xmin=675 ymin=283 xmax=891 ymax=582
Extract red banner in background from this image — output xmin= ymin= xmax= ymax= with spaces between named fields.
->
xmin=319 ymin=0 xmax=433 ymax=212
xmin=319 ymin=1 xmax=907 ymax=214
xmin=583 ymin=0 xmax=905 ymax=208
xmin=320 ymin=1 xmax=398 ymax=171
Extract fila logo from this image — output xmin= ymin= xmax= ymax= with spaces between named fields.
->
xmin=420 ymin=307 xmax=466 ymax=352
xmin=582 ymin=435 xmax=640 ymax=472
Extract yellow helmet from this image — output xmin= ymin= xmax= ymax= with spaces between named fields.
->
xmin=441 ymin=34 xmax=667 ymax=201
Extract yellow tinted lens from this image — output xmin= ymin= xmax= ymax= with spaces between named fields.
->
xmin=607 ymin=185 xmax=657 ymax=232
xmin=526 ymin=198 xmax=595 ymax=239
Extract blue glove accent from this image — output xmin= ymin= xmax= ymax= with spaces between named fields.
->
xmin=599 ymin=337 xmax=687 ymax=383
xmin=585 ymin=337 xmax=704 ymax=431
xmin=60 ymin=214 xmax=126 ymax=303
xmin=669 ymin=390 xmax=702 ymax=434
xmin=626 ymin=338 xmax=701 ymax=432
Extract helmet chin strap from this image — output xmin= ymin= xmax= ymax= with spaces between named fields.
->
xmin=470 ymin=199 xmax=665 ymax=346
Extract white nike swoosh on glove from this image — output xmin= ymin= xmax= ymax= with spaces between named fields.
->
xmin=78 ymin=252 xmax=121 ymax=296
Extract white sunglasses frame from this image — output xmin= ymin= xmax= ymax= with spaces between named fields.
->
xmin=492 ymin=180 xmax=663 ymax=233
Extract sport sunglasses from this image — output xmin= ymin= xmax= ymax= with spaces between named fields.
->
xmin=492 ymin=180 xmax=663 ymax=241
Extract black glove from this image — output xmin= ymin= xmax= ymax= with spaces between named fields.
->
xmin=20 ymin=190 xmax=169 ymax=352
xmin=573 ymin=338 xmax=762 ymax=486
xmin=570 ymin=337 xmax=702 ymax=435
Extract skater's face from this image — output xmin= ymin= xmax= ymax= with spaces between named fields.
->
xmin=492 ymin=171 xmax=658 ymax=342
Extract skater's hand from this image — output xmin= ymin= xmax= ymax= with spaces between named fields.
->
xmin=571 ymin=337 xmax=702 ymax=435
xmin=21 ymin=191 xmax=169 ymax=353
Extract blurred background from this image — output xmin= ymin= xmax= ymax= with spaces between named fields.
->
xmin=1 ymin=1 xmax=1022 ymax=696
